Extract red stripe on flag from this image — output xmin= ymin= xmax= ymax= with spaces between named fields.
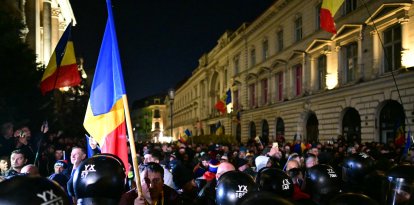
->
xmin=320 ymin=8 xmax=337 ymax=34
xmin=101 ymin=120 xmax=129 ymax=174
xmin=40 ymin=64 xmax=81 ymax=95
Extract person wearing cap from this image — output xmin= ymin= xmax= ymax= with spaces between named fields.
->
xmin=53 ymin=160 xmax=68 ymax=174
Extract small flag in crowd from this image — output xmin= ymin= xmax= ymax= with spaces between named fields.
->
xmin=320 ymin=0 xmax=345 ymax=34
xmin=184 ymin=129 xmax=192 ymax=137
xmin=394 ymin=121 xmax=405 ymax=147
xmin=40 ymin=23 xmax=81 ymax=95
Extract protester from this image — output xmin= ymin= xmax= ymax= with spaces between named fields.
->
xmin=0 ymin=155 xmax=8 ymax=176
xmin=5 ymin=149 xmax=27 ymax=177
xmin=121 ymin=162 xmax=182 ymax=205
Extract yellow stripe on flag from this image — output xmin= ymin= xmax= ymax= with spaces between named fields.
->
xmin=84 ymin=97 xmax=125 ymax=146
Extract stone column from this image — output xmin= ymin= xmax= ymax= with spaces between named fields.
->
xmin=43 ymin=0 xmax=52 ymax=64
xmin=51 ymin=7 xmax=60 ymax=51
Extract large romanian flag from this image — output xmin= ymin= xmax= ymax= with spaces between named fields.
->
xmin=320 ymin=0 xmax=345 ymax=34
xmin=83 ymin=0 xmax=128 ymax=173
xmin=40 ymin=23 xmax=81 ymax=95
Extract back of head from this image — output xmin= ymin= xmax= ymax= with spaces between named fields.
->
xmin=255 ymin=156 xmax=269 ymax=172
xmin=256 ymin=167 xmax=294 ymax=198
xmin=306 ymin=164 xmax=340 ymax=202
xmin=73 ymin=154 xmax=126 ymax=205
xmin=0 ymin=176 xmax=70 ymax=205
xmin=216 ymin=171 xmax=257 ymax=205
xmin=342 ymin=152 xmax=375 ymax=184
xmin=237 ymin=191 xmax=295 ymax=205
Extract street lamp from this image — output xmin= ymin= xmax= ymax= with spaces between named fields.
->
xmin=168 ymin=88 xmax=175 ymax=139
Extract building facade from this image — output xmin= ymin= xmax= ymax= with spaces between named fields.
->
xmin=132 ymin=95 xmax=168 ymax=142
xmin=169 ymin=0 xmax=414 ymax=145
xmin=13 ymin=0 xmax=76 ymax=65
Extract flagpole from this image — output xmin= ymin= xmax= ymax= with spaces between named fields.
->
xmin=122 ymin=95 xmax=143 ymax=197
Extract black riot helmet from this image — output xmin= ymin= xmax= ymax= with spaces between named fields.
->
xmin=237 ymin=191 xmax=295 ymax=205
xmin=216 ymin=171 xmax=257 ymax=205
xmin=256 ymin=167 xmax=294 ymax=198
xmin=73 ymin=153 xmax=126 ymax=205
xmin=0 ymin=176 xmax=70 ymax=205
xmin=382 ymin=164 xmax=414 ymax=205
xmin=342 ymin=152 xmax=375 ymax=184
xmin=306 ymin=164 xmax=341 ymax=203
xmin=329 ymin=192 xmax=379 ymax=205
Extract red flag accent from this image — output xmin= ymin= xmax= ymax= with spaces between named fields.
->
xmin=215 ymin=100 xmax=226 ymax=114
xmin=320 ymin=0 xmax=345 ymax=34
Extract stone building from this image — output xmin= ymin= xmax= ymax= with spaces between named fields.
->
xmin=7 ymin=0 xmax=76 ymax=65
xmin=132 ymin=95 xmax=168 ymax=143
xmin=168 ymin=0 xmax=414 ymax=145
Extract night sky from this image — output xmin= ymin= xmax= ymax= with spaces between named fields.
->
xmin=70 ymin=0 xmax=275 ymax=103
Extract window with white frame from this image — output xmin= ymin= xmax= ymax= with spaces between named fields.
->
xmin=249 ymin=84 xmax=256 ymax=108
xmin=275 ymin=72 xmax=283 ymax=101
xmin=234 ymin=55 xmax=240 ymax=75
xmin=294 ymin=16 xmax=303 ymax=42
xmin=261 ymin=78 xmax=268 ymax=105
xmin=344 ymin=42 xmax=358 ymax=82
xmin=342 ymin=0 xmax=358 ymax=15
xmin=315 ymin=3 xmax=322 ymax=31
xmin=383 ymin=25 xmax=402 ymax=73
xmin=317 ymin=55 xmax=327 ymax=90
xmin=277 ymin=30 xmax=284 ymax=52
xmin=293 ymin=64 xmax=302 ymax=96
xmin=233 ymin=89 xmax=239 ymax=110
xmin=262 ymin=39 xmax=269 ymax=61
xmin=250 ymin=48 xmax=256 ymax=68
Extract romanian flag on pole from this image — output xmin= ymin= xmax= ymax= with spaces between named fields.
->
xmin=83 ymin=0 xmax=128 ymax=173
xmin=320 ymin=0 xmax=345 ymax=34
xmin=40 ymin=23 xmax=81 ymax=95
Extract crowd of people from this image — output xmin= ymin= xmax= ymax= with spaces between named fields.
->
xmin=0 ymin=120 xmax=413 ymax=205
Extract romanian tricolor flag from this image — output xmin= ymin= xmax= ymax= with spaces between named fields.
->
xmin=40 ymin=23 xmax=81 ymax=95
xmin=320 ymin=0 xmax=345 ymax=34
xmin=395 ymin=122 xmax=405 ymax=147
xmin=83 ymin=0 xmax=128 ymax=173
